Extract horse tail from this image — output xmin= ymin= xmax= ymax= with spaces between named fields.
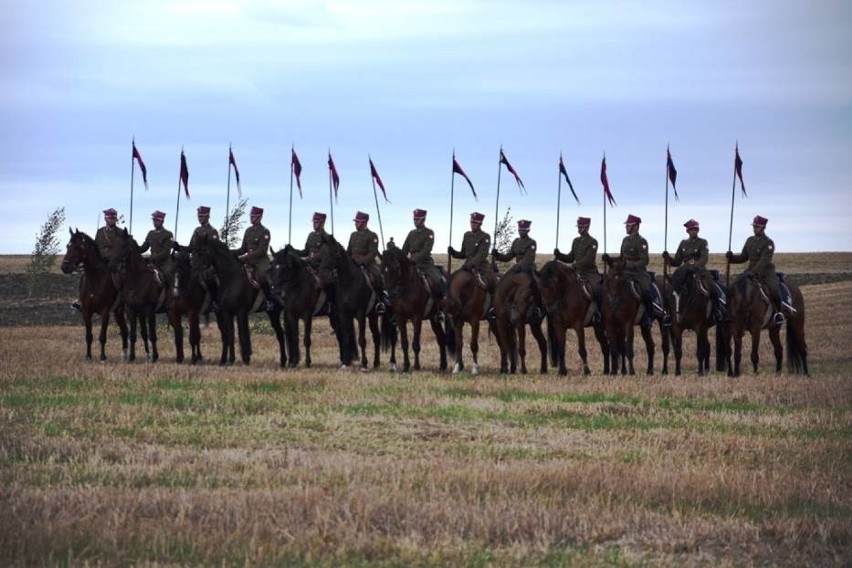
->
xmin=785 ymin=286 xmax=808 ymax=374
xmin=380 ymin=311 xmax=396 ymax=352
xmin=444 ymin=317 xmax=457 ymax=359
xmin=547 ymin=317 xmax=559 ymax=367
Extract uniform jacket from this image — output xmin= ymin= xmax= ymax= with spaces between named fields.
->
xmin=347 ymin=228 xmax=379 ymax=266
xmin=494 ymin=235 xmax=537 ymax=271
xmin=555 ymin=233 xmax=599 ymax=279
xmin=450 ymin=229 xmax=492 ymax=277
xmin=233 ymin=223 xmax=271 ymax=273
xmin=140 ymin=228 xmax=174 ymax=265
xmin=95 ymin=226 xmax=125 ymax=259
xmin=401 ymin=226 xmax=436 ymax=268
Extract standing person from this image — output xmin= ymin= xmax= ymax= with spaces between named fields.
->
xmin=139 ymin=210 xmax=174 ymax=282
xmin=663 ymin=219 xmax=722 ymax=321
xmin=726 ymin=215 xmax=786 ymax=325
xmin=399 ymin=208 xmax=445 ymax=320
xmin=347 ymin=211 xmax=387 ymax=314
xmin=296 ymin=212 xmax=336 ymax=315
xmin=233 ymin=206 xmax=272 ymax=308
xmin=72 ymin=208 xmax=125 ymax=311
xmin=448 ymin=211 xmax=495 ymax=317
xmin=602 ymin=214 xmax=671 ymax=326
xmin=554 ymin=216 xmax=602 ymax=322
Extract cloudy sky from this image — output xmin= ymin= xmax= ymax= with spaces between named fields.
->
xmin=2 ymin=0 xmax=850 ymax=255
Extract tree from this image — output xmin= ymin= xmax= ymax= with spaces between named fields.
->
xmin=220 ymin=198 xmax=248 ymax=248
xmin=493 ymin=206 xmax=515 ymax=253
xmin=26 ymin=207 xmax=65 ymax=297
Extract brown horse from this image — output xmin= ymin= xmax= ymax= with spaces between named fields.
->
xmin=601 ymin=259 xmax=657 ymax=375
xmin=492 ymin=270 xmax=547 ymax=374
xmin=110 ymin=230 xmax=164 ymax=362
xmin=60 ymin=229 xmax=128 ymax=361
xmin=443 ymin=268 xmax=489 ymax=375
xmin=539 ymin=260 xmax=609 ymax=376
xmin=167 ymin=247 xmax=207 ymax=364
xmin=725 ymin=275 xmax=808 ymax=377
xmin=381 ymin=247 xmax=447 ymax=373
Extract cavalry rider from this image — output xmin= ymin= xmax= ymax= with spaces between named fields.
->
xmin=296 ymin=212 xmax=337 ymax=316
xmin=71 ymin=208 xmax=125 ymax=312
xmin=399 ymin=208 xmax=445 ymax=321
xmin=448 ymin=211 xmax=496 ymax=319
xmin=726 ymin=215 xmax=787 ymax=326
xmin=346 ymin=210 xmax=387 ymax=314
xmin=232 ymin=206 xmax=273 ymax=309
xmin=554 ymin=216 xmax=602 ymax=322
xmin=187 ymin=205 xmax=220 ymax=308
xmin=492 ymin=219 xmax=544 ymax=317
xmin=663 ymin=219 xmax=723 ymax=321
xmin=602 ymin=213 xmax=671 ymax=326
xmin=138 ymin=210 xmax=174 ymax=284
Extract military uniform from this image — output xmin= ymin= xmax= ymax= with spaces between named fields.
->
xmin=234 ymin=222 xmax=271 ymax=275
xmin=189 ymin=223 xmax=219 ymax=271
xmin=449 ymin=228 xmax=493 ymax=280
xmin=729 ymin=233 xmax=780 ymax=297
xmin=95 ymin=225 xmax=125 ymax=261
xmin=297 ymin=228 xmax=335 ymax=284
xmin=618 ymin=231 xmax=651 ymax=295
xmin=493 ymin=234 xmax=537 ymax=276
xmin=401 ymin=223 xmax=443 ymax=292
xmin=555 ymin=233 xmax=600 ymax=281
xmin=348 ymin=226 xmax=381 ymax=283
xmin=667 ymin=234 xmax=713 ymax=291
xmin=140 ymin=227 xmax=173 ymax=267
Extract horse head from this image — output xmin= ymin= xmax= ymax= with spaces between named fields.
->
xmin=603 ymin=259 xmax=632 ymax=310
xmin=110 ymin=229 xmax=145 ymax=272
xmin=539 ymin=261 xmax=572 ymax=313
xmin=381 ymin=247 xmax=409 ymax=296
xmin=61 ymin=229 xmax=101 ymax=274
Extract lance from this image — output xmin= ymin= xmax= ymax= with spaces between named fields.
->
xmin=448 ymin=150 xmax=457 ymax=272
xmin=129 ymin=136 xmax=136 ymax=235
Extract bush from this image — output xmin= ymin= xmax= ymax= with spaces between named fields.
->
xmin=26 ymin=207 xmax=65 ymax=297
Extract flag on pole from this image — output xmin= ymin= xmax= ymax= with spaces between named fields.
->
xmin=734 ymin=144 xmax=746 ymax=197
xmin=229 ymin=147 xmax=241 ymax=196
xmin=601 ymin=155 xmax=615 ymax=207
xmin=453 ymin=156 xmax=477 ymax=199
xmin=667 ymin=147 xmax=679 ymax=201
xmin=499 ymin=149 xmax=526 ymax=193
xmin=180 ymin=150 xmax=190 ymax=198
xmin=291 ymin=148 xmax=303 ymax=197
xmin=559 ymin=153 xmax=579 ymax=204
xmin=328 ymin=151 xmax=340 ymax=201
xmin=369 ymin=158 xmax=388 ymax=202
xmin=132 ymin=142 xmax=148 ymax=189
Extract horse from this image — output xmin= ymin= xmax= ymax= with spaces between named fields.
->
xmin=322 ymin=235 xmax=392 ymax=369
xmin=492 ymin=270 xmax=547 ymax=374
xmin=538 ymin=261 xmax=609 ymax=376
xmin=725 ymin=275 xmax=808 ymax=377
xmin=443 ymin=267 xmax=489 ymax=374
xmin=109 ymin=230 xmax=164 ymax=362
xmin=381 ymin=246 xmax=447 ymax=373
xmin=270 ymin=244 xmax=326 ymax=368
xmin=193 ymin=234 xmax=286 ymax=366
xmin=600 ymin=259 xmax=658 ymax=375
xmin=166 ymin=246 xmax=208 ymax=364
xmin=60 ymin=229 xmax=129 ymax=361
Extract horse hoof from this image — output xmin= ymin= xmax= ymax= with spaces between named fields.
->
xmin=389 ymin=363 xmax=397 ymax=373
xmin=452 ymin=363 xmax=462 ymax=374
xmin=471 ymin=364 xmax=480 ymax=376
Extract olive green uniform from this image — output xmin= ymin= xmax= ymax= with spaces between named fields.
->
xmin=555 ymin=234 xmax=600 ymax=281
xmin=668 ymin=236 xmax=713 ymax=291
xmin=233 ymin=223 xmax=271 ymax=275
xmin=615 ymin=232 xmax=651 ymax=295
xmin=401 ymin=225 xmax=443 ymax=292
xmin=297 ymin=229 xmax=335 ymax=283
xmin=95 ymin=225 xmax=125 ymax=261
xmin=348 ymin=227 xmax=382 ymax=284
xmin=140 ymin=228 xmax=174 ymax=267
xmin=449 ymin=229 xmax=493 ymax=280
xmin=728 ymin=233 xmax=780 ymax=298
xmin=189 ymin=223 xmax=219 ymax=271
xmin=493 ymin=235 xmax=537 ymax=276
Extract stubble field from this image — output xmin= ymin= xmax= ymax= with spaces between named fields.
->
xmin=1 ymin=253 xmax=850 ymax=566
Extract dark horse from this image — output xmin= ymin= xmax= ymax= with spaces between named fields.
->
xmin=666 ymin=268 xmax=727 ymax=375
xmin=322 ymin=235 xmax=392 ymax=369
xmin=443 ymin=267 xmax=489 ymax=375
xmin=492 ymin=271 xmax=547 ymax=374
xmin=60 ymin=229 xmax=128 ymax=361
xmin=110 ymin=230 xmax=164 ymax=362
xmin=381 ymin=246 xmax=447 ymax=373
xmin=600 ymin=259 xmax=660 ymax=375
xmin=725 ymin=275 xmax=808 ymax=377
xmin=166 ymin=247 xmax=208 ymax=364
xmin=270 ymin=244 xmax=326 ymax=368
xmin=194 ymin=234 xmax=286 ymax=366
xmin=539 ymin=261 xmax=609 ymax=376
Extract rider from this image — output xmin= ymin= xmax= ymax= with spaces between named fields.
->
xmin=138 ymin=210 xmax=174 ymax=283
xmin=448 ymin=211 xmax=496 ymax=320
xmin=232 ymin=206 xmax=273 ymax=310
xmin=71 ymin=208 xmax=124 ymax=311
xmin=347 ymin=210 xmax=387 ymax=314
xmin=726 ymin=215 xmax=786 ymax=326
xmin=492 ymin=219 xmax=544 ymax=317
xmin=602 ymin=213 xmax=671 ymax=327
xmin=188 ymin=205 xmax=220 ymax=309
xmin=296 ymin=212 xmax=337 ymax=316
xmin=663 ymin=219 xmax=722 ymax=321
xmin=398 ymin=208 xmax=445 ymax=321
xmin=554 ymin=216 xmax=602 ymax=323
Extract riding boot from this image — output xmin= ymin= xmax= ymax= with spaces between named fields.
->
xmin=375 ymin=289 xmax=388 ymax=315
xmin=432 ymin=276 xmax=446 ymax=323
xmin=772 ymin=297 xmax=785 ymax=326
xmin=641 ymin=299 xmax=654 ymax=327
xmin=650 ymin=292 xmax=671 ymax=326
xmin=486 ymin=282 xmax=497 ymax=321
xmin=325 ymin=284 xmax=337 ymax=321
xmin=71 ymin=300 xmax=82 ymax=312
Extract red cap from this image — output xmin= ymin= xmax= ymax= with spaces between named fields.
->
xmin=250 ymin=206 xmax=264 ymax=216
xmin=625 ymin=214 xmax=642 ymax=225
xmin=353 ymin=211 xmax=369 ymax=222
xmin=684 ymin=219 xmax=699 ymax=230
xmin=577 ymin=216 xmax=591 ymax=227
xmin=413 ymin=209 xmax=427 ymax=220
xmin=752 ymin=215 xmax=768 ymax=227
xmin=197 ymin=206 xmax=211 ymax=215
xmin=103 ymin=208 xmax=117 ymax=218
xmin=313 ymin=212 xmax=327 ymax=222
xmin=151 ymin=210 xmax=166 ymax=221
xmin=470 ymin=212 xmax=485 ymax=223
xmin=517 ymin=219 xmax=531 ymax=230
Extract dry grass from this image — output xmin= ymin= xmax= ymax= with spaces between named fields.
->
xmin=0 ymin=262 xmax=851 ymax=566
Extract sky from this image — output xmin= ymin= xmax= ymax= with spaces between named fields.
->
xmin=2 ymin=0 xmax=851 ymax=255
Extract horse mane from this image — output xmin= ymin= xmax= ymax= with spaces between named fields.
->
xmin=73 ymin=230 xmax=107 ymax=264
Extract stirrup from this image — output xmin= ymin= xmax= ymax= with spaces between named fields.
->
xmin=662 ymin=313 xmax=672 ymax=327
xmin=70 ymin=301 xmax=82 ymax=312
xmin=773 ymin=312 xmax=785 ymax=326
xmin=486 ymin=307 xmax=497 ymax=321
xmin=376 ymin=302 xmax=386 ymax=315
xmin=533 ymin=307 xmax=544 ymax=319
xmin=592 ymin=311 xmax=602 ymax=324
xmin=266 ymin=300 xmax=276 ymax=311
xmin=434 ymin=311 xmax=445 ymax=324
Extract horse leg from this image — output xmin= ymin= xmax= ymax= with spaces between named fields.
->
xmin=769 ymin=325 xmax=783 ymax=376
xmin=593 ymin=322 xmax=609 ymax=375
xmin=530 ymin=319 xmax=547 ymax=375
xmin=268 ymin=308 xmax=286 ymax=368
xmin=368 ymin=313 xmax=381 ymax=369
xmin=412 ymin=317 xmax=423 ymax=371
xmin=170 ymin=310 xmax=185 ymax=363
xmin=189 ymin=311 xmax=201 ymax=364
xmin=518 ymin=321 xmax=528 ymax=374
xmin=452 ymin=319 xmax=465 ymax=374
xmin=673 ymin=328 xmax=683 ymax=376
xmin=113 ymin=308 xmax=129 ymax=360
xmin=750 ymin=328 xmax=760 ymax=375
xmin=400 ymin=319 xmax=411 ymax=373
xmin=148 ymin=308 xmax=158 ymax=363
xmin=696 ymin=326 xmax=708 ymax=376
xmin=626 ymin=324 xmax=636 ymax=375
xmin=659 ymin=321 xmax=669 ymax=376
xmin=575 ymin=325 xmax=588 ymax=376
xmin=98 ymin=310 xmax=112 ymax=361
xmin=430 ymin=318 xmax=448 ymax=372
xmin=470 ymin=320 xmax=481 ymax=375
xmin=357 ymin=315 xmax=369 ymax=370
xmin=640 ymin=324 xmax=655 ymax=375
xmin=302 ymin=316 xmax=312 ymax=368
xmin=219 ymin=312 xmax=232 ymax=365
xmin=237 ymin=311 xmax=251 ymax=365
xmin=84 ymin=315 xmax=94 ymax=360
xmin=732 ymin=328 xmax=743 ymax=377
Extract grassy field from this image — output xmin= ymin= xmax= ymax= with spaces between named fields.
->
xmin=1 ymin=255 xmax=851 ymax=566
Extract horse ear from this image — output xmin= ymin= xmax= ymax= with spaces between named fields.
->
xmin=69 ymin=227 xmax=74 ymax=236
